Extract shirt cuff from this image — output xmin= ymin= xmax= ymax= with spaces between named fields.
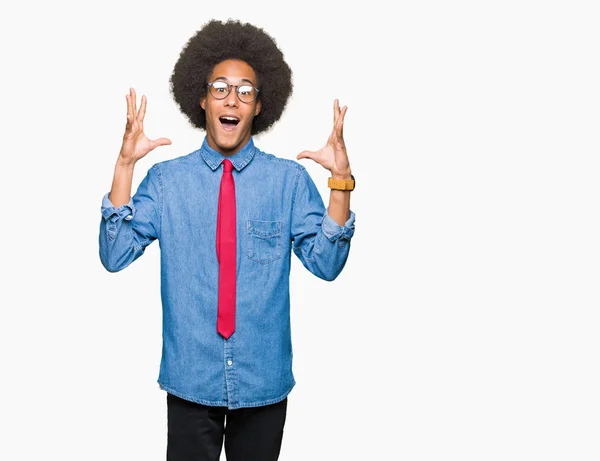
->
xmin=101 ymin=192 xmax=136 ymax=222
xmin=321 ymin=210 xmax=356 ymax=242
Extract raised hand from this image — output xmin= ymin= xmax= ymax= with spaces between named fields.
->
xmin=119 ymin=88 xmax=172 ymax=166
xmin=296 ymin=99 xmax=351 ymax=178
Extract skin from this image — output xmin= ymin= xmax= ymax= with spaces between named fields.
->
xmin=296 ymin=98 xmax=352 ymax=225
xmin=108 ymin=87 xmax=171 ymax=210
xmin=109 ymin=58 xmax=352 ymax=224
xmin=200 ymin=60 xmax=261 ymax=156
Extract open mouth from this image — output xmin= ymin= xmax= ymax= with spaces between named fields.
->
xmin=219 ymin=116 xmax=240 ymax=128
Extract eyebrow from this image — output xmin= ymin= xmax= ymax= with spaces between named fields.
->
xmin=212 ymin=76 xmax=256 ymax=85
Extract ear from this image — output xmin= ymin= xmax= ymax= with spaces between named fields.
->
xmin=254 ymin=99 xmax=261 ymax=116
xmin=200 ymin=96 xmax=206 ymax=110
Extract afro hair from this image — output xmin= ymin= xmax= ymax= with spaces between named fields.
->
xmin=170 ymin=19 xmax=293 ymax=135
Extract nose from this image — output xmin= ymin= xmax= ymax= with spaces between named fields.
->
xmin=223 ymin=87 xmax=239 ymax=107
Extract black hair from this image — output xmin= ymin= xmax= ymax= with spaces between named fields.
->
xmin=170 ymin=19 xmax=293 ymax=135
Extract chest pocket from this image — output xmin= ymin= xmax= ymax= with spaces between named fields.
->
xmin=246 ymin=219 xmax=283 ymax=264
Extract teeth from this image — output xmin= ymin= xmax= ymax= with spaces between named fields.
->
xmin=221 ymin=116 xmax=238 ymax=121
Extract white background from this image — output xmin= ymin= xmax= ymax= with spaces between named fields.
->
xmin=1 ymin=0 xmax=599 ymax=460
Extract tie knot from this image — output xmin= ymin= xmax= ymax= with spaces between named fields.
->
xmin=222 ymin=159 xmax=233 ymax=173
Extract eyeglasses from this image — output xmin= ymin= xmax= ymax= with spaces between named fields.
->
xmin=207 ymin=81 xmax=260 ymax=104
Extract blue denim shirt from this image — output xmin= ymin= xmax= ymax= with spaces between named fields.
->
xmin=99 ymin=138 xmax=355 ymax=409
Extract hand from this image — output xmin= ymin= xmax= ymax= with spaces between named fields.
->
xmin=118 ymin=88 xmax=172 ymax=166
xmin=296 ymin=99 xmax=351 ymax=178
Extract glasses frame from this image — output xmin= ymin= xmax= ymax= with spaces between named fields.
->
xmin=206 ymin=81 xmax=260 ymax=104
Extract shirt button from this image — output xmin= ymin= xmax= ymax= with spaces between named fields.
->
xmin=227 ymin=360 xmax=233 ymax=366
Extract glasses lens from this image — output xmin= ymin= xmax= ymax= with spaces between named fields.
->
xmin=237 ymin=85 xmax=257 ymax=103
xmin=210 ymin=81 xmax=229 ymax=99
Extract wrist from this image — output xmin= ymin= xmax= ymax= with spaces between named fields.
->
xmin=116 ymin=156 xmax=136 ymax=169
xmin=331 ymin=169 xmax=352 ymax=180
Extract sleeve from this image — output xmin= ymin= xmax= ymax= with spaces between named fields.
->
xmin=290 ymin=167 xmax=356 ymax=281
xmin=98 ymin=164 xmax=162 ymax=272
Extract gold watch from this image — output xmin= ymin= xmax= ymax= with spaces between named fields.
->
xmin=328 ymin=175 xmax=355 ymax=191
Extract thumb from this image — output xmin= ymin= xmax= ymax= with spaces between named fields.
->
xmin=296 ymin=150 xmax=315 ymax=161
xmin=150 ymin=137 xmax=172 ymax=149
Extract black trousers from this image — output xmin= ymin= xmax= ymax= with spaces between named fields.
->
xmin=166 ymin=393 xmax=287 ymax=461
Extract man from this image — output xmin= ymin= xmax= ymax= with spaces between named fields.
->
xmin=99 ymin=19 xmax=356 ymax=461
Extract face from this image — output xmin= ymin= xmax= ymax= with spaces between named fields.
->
xmin=200 ymin=59 xmax=262 ymax=156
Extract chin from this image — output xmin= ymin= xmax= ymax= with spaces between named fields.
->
xmin=221 ymin=130 xmax=249 ymax=146
xmin=213 ymin=137 xmax=240 ymax=154
xmin=218 ymin=137 xmax=240 ymax=149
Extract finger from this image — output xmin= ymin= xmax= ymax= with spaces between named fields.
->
xmin=137 ymin=95 xmax=147 ymax=122
xmin=126 ymin=94 xmax=134 ymax=124
xmin=336 ymin=106 xmax=348 ymax=136
xmin=125 ymin=96 xmax=130 ymax=124
xmin=130 ymin=88 xmax=137 ymax=118
xmin=333 ymin=99 xmax=340 ymax=124
xmin=150 ymin=137 xmax=172 ymax=150
xmin=296 ymin=150 xmax=316 ymax=161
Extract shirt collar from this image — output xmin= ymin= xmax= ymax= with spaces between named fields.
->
xmin=199 ymin=137 xmax=257 ymax=172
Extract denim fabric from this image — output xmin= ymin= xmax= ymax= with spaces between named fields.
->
xmin=99 ymin=137 xmax=355 ymax=409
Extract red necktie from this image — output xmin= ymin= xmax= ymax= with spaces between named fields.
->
xmin=216 ymin=159 xmax=236 ymax=339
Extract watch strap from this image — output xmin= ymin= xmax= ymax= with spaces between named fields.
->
xmin=328 ymin=175 xmax=355 ymax=191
